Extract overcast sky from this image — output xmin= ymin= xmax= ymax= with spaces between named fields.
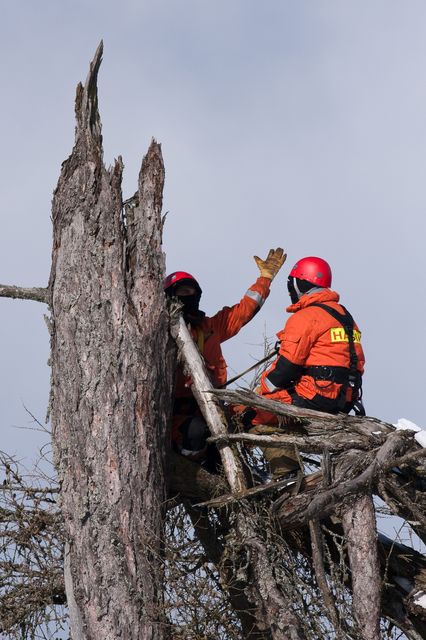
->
xmin=1 ymin=1 xmax=426 ymax=486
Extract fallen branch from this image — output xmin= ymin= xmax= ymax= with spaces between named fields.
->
xmin=277 ymin=431 xmax=413 ymax=529
xmin=385 ymin=447 xmax=426 ymax=471
xmin=210 ymin=387 xmax=396 ymax=440
xmin=195 ymin=474 xmax=301 ymax=509
xmin=208 ymin=430 xmax=375 ymax=454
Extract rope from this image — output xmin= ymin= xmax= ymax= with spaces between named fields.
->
xmin=220 ymin=347 xmax=279 ymax=388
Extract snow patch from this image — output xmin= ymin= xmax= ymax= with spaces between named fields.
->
xmin=393 ymin=418 xmax=422 ymax=433
xmin=414 ymin=431 xmax=426 ymax=448
xmin=413 ymin=591 xmax=426 ymax=609
xmin=393 ymin=418 xmax=426 ymax=449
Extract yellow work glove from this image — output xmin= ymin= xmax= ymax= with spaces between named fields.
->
xmin=253 ymin=247 xmax=286 ymax=280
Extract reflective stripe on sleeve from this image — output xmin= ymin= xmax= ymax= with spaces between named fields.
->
xmin=245 ymin=289 xmax=266 ymax=307
xmin=263 ymin=375 xmax=281 ymax=392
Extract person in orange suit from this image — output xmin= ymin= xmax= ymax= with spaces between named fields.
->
xmin=252 ymin=256 xmax=365 ymax=480
xmin=164 ymin=248 xmax=286 ymax=471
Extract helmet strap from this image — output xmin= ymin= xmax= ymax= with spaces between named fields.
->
xmin=293 ymin=278 xmax=303 ymax=299
xmin=287 ymin=277 xmax=299 ymax=304
xmin=288 ymin=277 xmax=323 ymax=303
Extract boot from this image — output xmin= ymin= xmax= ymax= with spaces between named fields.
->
xmin=249 ymin=424 xmax=302 ymax=481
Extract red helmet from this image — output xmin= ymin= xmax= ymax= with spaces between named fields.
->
xmin=163 ymin=271 xmax=202 ymax=294
xmin=289 ymin=257 xmax=332 ymax=288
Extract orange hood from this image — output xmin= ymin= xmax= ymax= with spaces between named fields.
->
xmin=286 ymin=288 xmax=340 ymax=314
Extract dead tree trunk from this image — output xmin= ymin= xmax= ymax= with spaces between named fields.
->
xmin=48 ymin=43 xmax=175 ymax=639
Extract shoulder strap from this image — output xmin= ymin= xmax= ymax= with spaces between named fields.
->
xmin=309 ymin=302 xmax=360 ymax=389
xmin=309 ymin=302 xmax=354 ymax=331
xmin=309 ymin=303 xmax=357 ymax=368
xmin=309 ymin=303 xmax=364 ymax=414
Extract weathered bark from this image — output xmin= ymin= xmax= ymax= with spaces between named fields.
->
xmin=49 ymin=43 xmax=175 ymax=639
xmin=333 ymin=444 xmax=413 ymax=640
xmin=332 ymin=450 xmax=384 ymax=640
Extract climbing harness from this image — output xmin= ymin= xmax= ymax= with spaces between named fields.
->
xmin=304 ymin=303 xmax=365 ymax=416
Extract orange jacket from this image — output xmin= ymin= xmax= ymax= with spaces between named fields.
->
xmin=175 ymin=277 xmax=271 ymax=399
xmin=259 ymin=289 xmax=365 ymax=407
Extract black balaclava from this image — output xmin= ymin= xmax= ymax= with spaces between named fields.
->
xmin=180 ymin=293 xmax=203 ymax=318
xmin=287 ymin=276 xmax=320 ymax=304
xmin=166 ymin=279 xmax=205 ymax=324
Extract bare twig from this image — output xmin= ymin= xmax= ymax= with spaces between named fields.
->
xmin=309 ymin=520 xmax=341 ymax=632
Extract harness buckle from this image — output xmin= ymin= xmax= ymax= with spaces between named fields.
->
xmin=348 ymin=372 xmax=360 ymax=389
xmin=321 ymin=366 xmax=333 ymax=381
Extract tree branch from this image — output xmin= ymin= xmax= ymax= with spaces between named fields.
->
xmin=277 ymin=431 xmax=412 ymax=529
xmin=211 ymin=388 xmax=396 ymax=440
xmin=341 ymin=494 xmax=381 ymax=640
xmin=0 ymin=284 xmax=48 ymax=303
xmin=308 ymin=520 xmax=341 ymax=632
xmin=208 ymin=430 xmax=375 ymax=454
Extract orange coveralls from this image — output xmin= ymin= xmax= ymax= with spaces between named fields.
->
xmin=253 ymin=288 xmax=365 ymax=474
xmin=172 ymin=277 xmax=271 ymax=450
xmin=257 ymin=288 xmax=364 ymax=415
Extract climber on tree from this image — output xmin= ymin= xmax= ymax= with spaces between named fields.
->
xmin=164 ymin=248 xmax=286 ymax=472
xmin=251 ymin=256 xmax=365 ymax=481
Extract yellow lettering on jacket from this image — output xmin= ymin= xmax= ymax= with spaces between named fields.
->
xmin=330 ymin=328 xmax=361 ymax=343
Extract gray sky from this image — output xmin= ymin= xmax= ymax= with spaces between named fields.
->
xmin=1 ymin=0 xmax=426 ymax=471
